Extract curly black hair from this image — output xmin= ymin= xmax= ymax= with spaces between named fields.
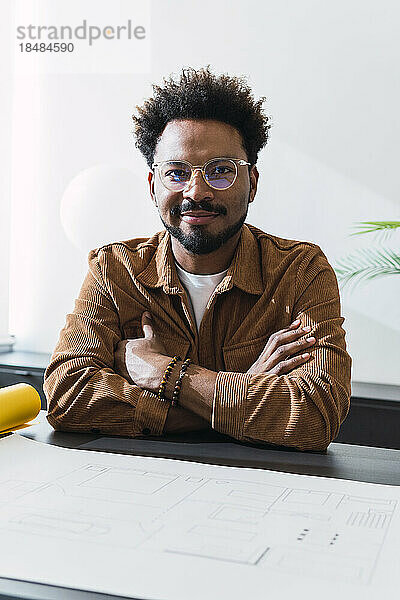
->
xmin=132 ymin=66 xmax=271 ymax=168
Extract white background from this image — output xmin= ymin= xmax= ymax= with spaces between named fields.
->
xmin=1 ymin=0 xmax=399 ymax=384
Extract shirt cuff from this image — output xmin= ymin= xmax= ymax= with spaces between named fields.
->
xmin=133 ymin=388 xmax=170 ymax=436
xmin=212 ymin=371 xmax=251 ymax=439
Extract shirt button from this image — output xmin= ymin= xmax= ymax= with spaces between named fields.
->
xmin=142 ymin=427 xmax=151 ymax=436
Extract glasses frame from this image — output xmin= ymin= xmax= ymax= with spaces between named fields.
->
xmin=151 ymin=157 xmax=251 ymax=191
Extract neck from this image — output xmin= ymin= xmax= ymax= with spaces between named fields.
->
xmin=171 ymin=230 xmax=241 ymax=275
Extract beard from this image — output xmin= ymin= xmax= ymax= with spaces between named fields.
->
xmin=158 ymin=192 xmax=251 ymax=255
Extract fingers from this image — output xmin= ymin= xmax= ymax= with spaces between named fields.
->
xmin=141 ymin=311 xmax=154 ymax=339
xmin=267 ymin=333 xmax=316 ymax=370
xmin=253 ymin=319 xmax=317 ymax=376
xmin=264 ymin=322 xmax=314 ymax=358
xmin=265 ymin=320 xmax=309 ymax=351
xmin=270 ymin=322 xmax=311 ymax=344
xmin=273 ymin=329 xmax=315 ymax=357
xmin=268 ymin=355 xmax=310 ymax=376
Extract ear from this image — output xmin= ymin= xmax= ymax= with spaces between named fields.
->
xmin=148 ymin=171 xmax=157 ymax=207
xmin=248 ymin=165 xmax=259 ymax=204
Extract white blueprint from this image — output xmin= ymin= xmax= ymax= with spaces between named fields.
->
xmin=0 ymin=434 xmax=399 ymax=600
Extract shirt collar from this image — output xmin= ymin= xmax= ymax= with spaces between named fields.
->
xmin=136 ymin=224 xmax=264 ymax=296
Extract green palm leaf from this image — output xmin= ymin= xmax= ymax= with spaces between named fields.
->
xmin=334 ymin=245 xmax=400 ymax=290
xmin=350 ymin=221 xmax=400 ymax=242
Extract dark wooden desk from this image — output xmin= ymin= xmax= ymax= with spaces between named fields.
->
xmin=19 ymin=410 xmax=400 ymax=487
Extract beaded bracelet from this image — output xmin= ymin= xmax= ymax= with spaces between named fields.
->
xmin=158 ymin=355 xmax=181 ymax=401
xmin=171 ymin=358 xmax=191 ymax=407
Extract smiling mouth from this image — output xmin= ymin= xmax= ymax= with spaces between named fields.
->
xmin=180 ymin=212 xmax=219 ymax=224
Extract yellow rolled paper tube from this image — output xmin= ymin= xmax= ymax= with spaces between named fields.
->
xmin=0 ymin=383 xmax=41 ymax=433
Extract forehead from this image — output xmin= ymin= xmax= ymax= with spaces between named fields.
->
xmin=154 ymin=119 xmax=246 ymax=163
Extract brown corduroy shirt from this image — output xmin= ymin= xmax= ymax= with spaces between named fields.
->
xmin=44 ymin=223 xmax=352 ymax=451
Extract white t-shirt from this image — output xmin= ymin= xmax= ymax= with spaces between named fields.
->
xmin=175 ymin=261 xmax=229 ymax=332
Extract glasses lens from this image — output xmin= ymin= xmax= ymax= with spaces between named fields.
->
xmin=160 ymin=162 xmax=191 ymax=190
xmin=205 ymin=159 xmax=236 ymax=189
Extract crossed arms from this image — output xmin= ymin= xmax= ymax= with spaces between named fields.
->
xmin=44 ymin=248 xmax=352 ymax=452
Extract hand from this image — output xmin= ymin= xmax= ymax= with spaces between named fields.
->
xmin=246 ymin=319 xmax=316 ymax=376
xmin=114 ymin=312 xmax=173 ymax=393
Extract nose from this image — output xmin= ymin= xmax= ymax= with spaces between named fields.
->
xmin=182 ymin=168 xmax=214 ymax=201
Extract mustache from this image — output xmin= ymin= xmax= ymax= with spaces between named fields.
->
xmin=171 ymin=201 xmax=227 ymax=216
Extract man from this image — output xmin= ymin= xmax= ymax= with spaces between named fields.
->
xmin=44 ymin=67 xmax=352 ymax=451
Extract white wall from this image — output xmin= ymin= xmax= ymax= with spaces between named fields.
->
xmin=0 ymin=2 xmax=14 ymax=340
xmin=7 ymin=0 xmax=400 ymax=384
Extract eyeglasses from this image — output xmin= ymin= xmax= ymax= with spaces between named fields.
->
xmin=151 ymin=157 xmax=251 ymax=191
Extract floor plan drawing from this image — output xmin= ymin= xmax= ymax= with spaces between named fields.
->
xmin=0 ymin=435 xmax=399 ymax=600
